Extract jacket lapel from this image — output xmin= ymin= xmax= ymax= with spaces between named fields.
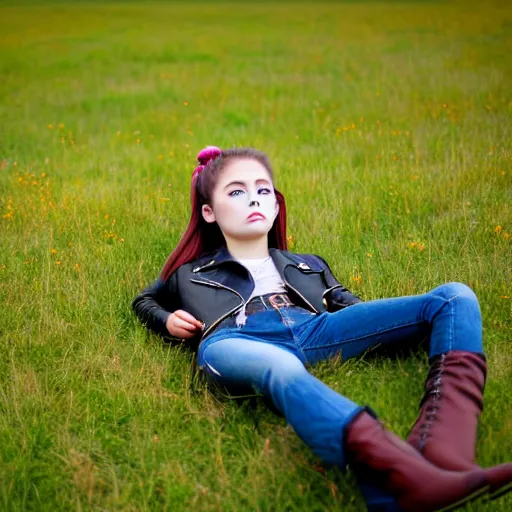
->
xmin=191 ymin=247 xmax=254 ymax=301
xmin=268 ymin=248 xmax=292 ymax=278
xmin=191 ymin=247 xmax=325 ymax=310
xmin=270 ymin=248 xmax=326 ymax=312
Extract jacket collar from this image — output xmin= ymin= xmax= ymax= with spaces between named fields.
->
xmin=190 ymin=246 xmax=320 ymax=309
xmin=191 ymin=246 xmax=301 ymax=275
xmin=191 ymin=246 xmax=236 ymax=273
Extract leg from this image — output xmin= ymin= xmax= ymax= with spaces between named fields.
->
xmin=198 ymin=339 xmax=511 ymax=510
xmin=337 ymin=283 xmax=512 ymax=499
xmin=294 ymin=282 xmax=484 ymax=365
xmin=404 ymin=284 xmax=487 ymax=468
xmin=407 ymin=350 xmax=487 ymax=470
xmin=296 ymin=282 xmax=512 ymax=504
xmin=199 ymin=337 xmax=362 ymax=466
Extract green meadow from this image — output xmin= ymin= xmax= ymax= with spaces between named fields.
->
xmin=1 ymin=0 xmax=511 ymax=510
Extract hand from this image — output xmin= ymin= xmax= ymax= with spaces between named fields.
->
xmin=166 ymin=309 xmax=204 ymax=340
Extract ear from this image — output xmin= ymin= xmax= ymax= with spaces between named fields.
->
xmin=202 ymin=204 xmax=216 ymax=224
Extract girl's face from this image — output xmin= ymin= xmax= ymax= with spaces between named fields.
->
xmin=201 ymin=158 xmax=279 ymax=242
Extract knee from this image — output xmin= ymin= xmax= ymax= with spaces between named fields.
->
xmin=431 ymin=282 xmax=479 ymax=309
xmin=432 ymin=282 xmax=478 ymax=303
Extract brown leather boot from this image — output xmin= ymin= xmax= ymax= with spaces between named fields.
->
xmin=407 ymin=351 xmax=512 ymax=499
xmin=407 ymin=351 xmax=486 ymax=470
xmin=345 ymin=411 xmax=493 ymax=511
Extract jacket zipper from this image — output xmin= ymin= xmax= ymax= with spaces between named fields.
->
xmin=190 ymin=277 xmax=246 ymax=339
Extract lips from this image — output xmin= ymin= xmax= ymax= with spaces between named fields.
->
xmin=247 ymin=212 xmax=266 ymax=221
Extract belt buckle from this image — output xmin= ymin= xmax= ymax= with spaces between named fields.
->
xmin=269 ymin=294 xmax=291 ymax=310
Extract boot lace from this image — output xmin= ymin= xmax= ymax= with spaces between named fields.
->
xmin=417 ymin=354 xmax=446 ymax=450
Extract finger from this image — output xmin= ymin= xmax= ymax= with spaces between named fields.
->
xmin=174 ymin=309 xmax=202 ymax=327
xmin=173 ymin=317 xmax=199 ymax=333
xmin=174 ymin=310 xmax=204 ymax=329
xmin=174 ymin=328 xmax=196 ymax=340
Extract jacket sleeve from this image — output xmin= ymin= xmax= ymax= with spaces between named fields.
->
xmin=314 ymin=255 xmax=363 ymax=312
xmin=131 ymin=270 xmax=182 ymax=342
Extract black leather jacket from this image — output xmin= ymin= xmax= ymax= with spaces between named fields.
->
xmin=132 ymin=246 xmax=362 ymax=345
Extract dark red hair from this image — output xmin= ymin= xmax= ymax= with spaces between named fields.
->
xmin=160 ymin=147 xmax=288 ymax=281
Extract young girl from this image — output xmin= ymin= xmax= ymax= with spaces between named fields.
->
xmin=132 ymin=146 xmax=511 ymax=512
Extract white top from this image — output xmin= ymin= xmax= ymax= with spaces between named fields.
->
xmin=237 ymin=256 xmax=287 ymax=299
xmin=234 ymin=256 xmax=287 ymax=326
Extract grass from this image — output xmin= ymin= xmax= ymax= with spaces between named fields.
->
xmin=1 ymin=0 xmax=511 ymax=510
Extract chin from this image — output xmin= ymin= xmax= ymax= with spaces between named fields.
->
xmin=235 ymin=228 xmax=271 ymax=240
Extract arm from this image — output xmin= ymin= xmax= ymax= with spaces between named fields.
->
xmin=132 ymin=272 xmax=181 ymax=342
xmin=315 ymin=255 xmax=363 ymax=312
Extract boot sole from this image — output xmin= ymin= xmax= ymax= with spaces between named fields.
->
xmin=488 ymin=479 xmax=512 ymax=501
xmin=436 ymin=484 xmax=490 ymax=512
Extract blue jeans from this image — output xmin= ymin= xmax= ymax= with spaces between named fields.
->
xmin=196 ymin=283 xmax=483 ymax=510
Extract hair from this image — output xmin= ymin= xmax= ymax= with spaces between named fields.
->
xmin=160 ymin=147 xmax=288 ymax=281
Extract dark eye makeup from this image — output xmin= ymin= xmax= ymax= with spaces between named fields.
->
xmin=228 ymin=188 xmax=272 ymax=197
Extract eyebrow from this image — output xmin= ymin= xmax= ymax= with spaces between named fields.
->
xmin=224 ymin=179 xmax=272 ymax=191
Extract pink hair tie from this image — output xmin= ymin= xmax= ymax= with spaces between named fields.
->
xmin=192 ymin=145 xmax=222 ymax=177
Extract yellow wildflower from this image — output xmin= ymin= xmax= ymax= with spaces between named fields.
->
xmin=408 ymin=241 xmax=425 ymax=251
xmin=50 ymin=248 xmax=57 ymax=254
xmin=351 ymin=274 xmax=362 ymax=284
xmin=494 ymin=225 xmax=502 ymax=233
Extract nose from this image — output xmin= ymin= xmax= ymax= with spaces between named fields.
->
xmin=249 ymin=200 xmax=260 ymax=207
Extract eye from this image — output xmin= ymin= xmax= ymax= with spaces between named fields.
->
xmin=228 ymin=189 xmax=244 ymax=197
xmin=258 ymin=188 xmax=272 ymax=194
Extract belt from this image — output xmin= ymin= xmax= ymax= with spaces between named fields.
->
xmin=244 ymin=293 xmax=295 ymax=316
xmin=210 ymin=293 xmax=300 ymax=333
